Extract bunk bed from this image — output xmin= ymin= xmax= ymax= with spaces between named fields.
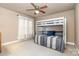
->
xmin=35 ymin=17 xmax=66 ymax=53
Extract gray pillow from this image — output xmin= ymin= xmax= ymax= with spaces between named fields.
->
xmin=55 ymin=31 xmax=63 ymax=36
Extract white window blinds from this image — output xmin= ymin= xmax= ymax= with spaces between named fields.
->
xmin=18 ymin=15 xmax=34 ymax=40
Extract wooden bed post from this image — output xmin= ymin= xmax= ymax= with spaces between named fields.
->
xmin=0 ymin=32 xmax=1 ymax=53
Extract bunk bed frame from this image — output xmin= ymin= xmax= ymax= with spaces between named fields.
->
xmin=35 ymin=17 xmax=67 ymax=52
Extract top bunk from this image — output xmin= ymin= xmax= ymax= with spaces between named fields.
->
xmin=36 ymin=17 xmax=66 ymax=27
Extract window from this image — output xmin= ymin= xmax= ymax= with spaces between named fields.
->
xmin=17 ymin=15 xmax=34 ymax=40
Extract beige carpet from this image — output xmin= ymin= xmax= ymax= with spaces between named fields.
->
xmin=0 ymin=40 xmax=78 ymax=56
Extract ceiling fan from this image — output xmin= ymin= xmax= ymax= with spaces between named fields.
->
xmin=26 ymin=3 xmax=48 ymax=15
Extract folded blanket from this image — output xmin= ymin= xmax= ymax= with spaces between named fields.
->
xmin=60 ymin=38 xmax=65 ymax=53
xmin=56 ymin=36 xmax=62 ymax=51
xmin=52 ymin=36 xmax=58 ymax=49
xmin=43 ymin=36 xmax=47 ymax=47
xmin=38 ymin=35 xmax=45 ymax=45
xmin=47 ymin=36 xmax=54 ymax=48
xmin=38 ymin=35 xmax=42 ymax=45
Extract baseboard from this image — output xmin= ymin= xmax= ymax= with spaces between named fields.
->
xmin=66 ymin=42 xmax=75 ymax=45
xmin=2 ymin=39 xmax=30 ymax=46
xmin=2 ymin=40 xmax=75 ymax=46
xmin=2 ymin=40 xmax=21 ymax=46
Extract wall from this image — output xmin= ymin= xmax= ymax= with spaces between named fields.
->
xmin=0 ymin=7 xmax=34 ymax=43
xmin=0 ymin=7 xmax=18 ymax=43
xmin=36 ymin=10 xmax=75 ymax=43
xmin=36 ymin=26 xmax=63 ymax=32
xmin=75 ymin=4 xmax=79 ymax=47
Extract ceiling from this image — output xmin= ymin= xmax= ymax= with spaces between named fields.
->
xmin=0 ymin=3 xmax=75 ymax=18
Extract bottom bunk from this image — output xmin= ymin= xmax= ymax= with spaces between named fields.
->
xmin=34 ymin=31 xmax=65 ymax=53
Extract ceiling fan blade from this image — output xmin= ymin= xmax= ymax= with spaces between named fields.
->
xmin=31 ymin=3 xmax=36 ymax=8
xmin=40 ymin=5 xmax=47 ymax=9
xmin=39 ymin=10 xmax=45 ymax=14
xmin=26 ymin=9 xmax=35 ymax=11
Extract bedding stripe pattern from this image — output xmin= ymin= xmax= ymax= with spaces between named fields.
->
xmin=34 ymin=35 xmax=65 ymax=53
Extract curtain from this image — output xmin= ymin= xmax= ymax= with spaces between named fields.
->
xmin=17 ymin=15 xmax=34 ymax=40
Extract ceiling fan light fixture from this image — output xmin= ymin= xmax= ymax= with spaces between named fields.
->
xmin=27 ymin=3 xmax=47 ymax=15
xmin=35 ymin=10 xmax=39 ymax=14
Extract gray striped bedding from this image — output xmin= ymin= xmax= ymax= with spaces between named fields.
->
xmin=34 ymin=35 xmax=65 ymax=53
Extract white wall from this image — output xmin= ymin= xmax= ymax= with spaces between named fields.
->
xmin=75 ymin=4 xmax=79 ymax=47
xmin=0 ymin=7 xmax=18 ymax=43
xmin=0 ymin=7 xmax=34 ymax=43
xmin=36 ymin=10 xmax=75 ymax=43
